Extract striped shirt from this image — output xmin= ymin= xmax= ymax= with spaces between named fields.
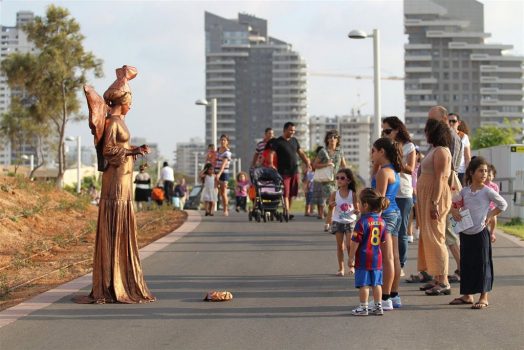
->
xmin=215 ymin=148 xmax=232 ymax=174
xmin=352 ymin=213 xmax=387 ymax=270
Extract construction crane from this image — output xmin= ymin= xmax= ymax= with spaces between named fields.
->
xmin=308 ymin=71 xmax=404 ymax=81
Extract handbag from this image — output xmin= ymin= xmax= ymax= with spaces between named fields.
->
xmin=313 ymin=165 xmax=334 ymax=182
xmin=448 ymin=170 xmax=462 ymax=192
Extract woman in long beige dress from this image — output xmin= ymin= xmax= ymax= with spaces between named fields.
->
xmin=76 ymin=65 xmax=155 ymax=304
xmin=416 ymin=119 xmax=452 ymax=296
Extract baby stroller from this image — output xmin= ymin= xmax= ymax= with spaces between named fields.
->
xmin=248 ymin=167 xmax=287 ymax=223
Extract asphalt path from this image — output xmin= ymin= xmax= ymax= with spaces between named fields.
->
xmin=0 ymin=210 xmax=523 ymax=350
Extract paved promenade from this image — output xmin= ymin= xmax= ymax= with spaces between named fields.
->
xmin=1 ymin=211 xmax=523 ymax=349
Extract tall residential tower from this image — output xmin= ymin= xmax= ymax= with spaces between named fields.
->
xmin=204 ymin=12 xmax=307 ymax=167
xmin=404 ymin=0 xmax=524 ymax=145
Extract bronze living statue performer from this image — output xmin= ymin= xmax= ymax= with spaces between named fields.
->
xmin=75 ymin=65 xmax=155 ymax=304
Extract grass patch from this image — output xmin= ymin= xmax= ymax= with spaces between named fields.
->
xmin=500 ymin=217 xmax=524 ymax=240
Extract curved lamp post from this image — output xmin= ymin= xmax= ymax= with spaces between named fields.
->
xmin=348 ymin=29 xmax=381 ymax=141
xmin=66 ymin=136 xmax=81 ymax=193
xmin=195 ymin=98 xmax=217 ymax=149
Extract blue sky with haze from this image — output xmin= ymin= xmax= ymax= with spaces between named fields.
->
xmin=1 ymin=0 xmax=522 ymax=159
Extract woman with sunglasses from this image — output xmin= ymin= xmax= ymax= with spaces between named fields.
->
xmin=370 ymin=137 xmax=402 ymax=311
xmin=312 ymin=130 xmax=347 ymax=231
xmin=382 ymin=117 xmax=416 ymax=285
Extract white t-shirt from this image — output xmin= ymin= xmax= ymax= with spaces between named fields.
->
xmin=160 ymin=166 xmax=175 ymax=182
xmin=333 ymin=190 xmax=357 ymax=224
xmin=397 ymin=142 xmax=416 ymax=198
xmin=460 ymin=186 xmax=507 ymax=234
xmin=457 ymin=134 xmax=470 ymax=173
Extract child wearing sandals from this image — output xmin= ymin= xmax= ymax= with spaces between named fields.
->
xmin=449 ymin=157 xmax=507 ymax=309
xmin=327 ymin=168 xmax=360 ymax=276
xmin=348 ymin=188 xmax=389 ymax=316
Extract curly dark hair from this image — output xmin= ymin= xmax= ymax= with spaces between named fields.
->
xmin=336 ymin=168 xmax=357 ymax=192
xmin=424 ymin=119 xmax=451 ymax=148
xmin=382 ymin=116 xmax=412 ymax=143
xmin=324 ymin=129 xmax=341 ymax=148
xmin=359 ymin=188 xmax=390 ymax=213
xmin=465 ymin=156 xmax=489 ymax=186
xmin=373 ymin=137 xmax=403 ymax=173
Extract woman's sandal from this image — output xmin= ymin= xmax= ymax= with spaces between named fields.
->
xmin=448 ymin=269 xmax=461 ymax=283
xmin=406 ymin=271 xmax=433 ymax=283
xmin=335 ymin=270 xmax=345 ymax=277
xmin=449 ymin=297 xmax=473 ymax=305
xmin=471 ymin=302 xmax=489 ymax=309
xmin=419 ymin=281 xmax=437 ymax=291
xmin=425 ymin=283 xmax=451 ymax=296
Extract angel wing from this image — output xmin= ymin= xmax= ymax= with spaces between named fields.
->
xmin=84 ymin=84 xmax=109 ymax=171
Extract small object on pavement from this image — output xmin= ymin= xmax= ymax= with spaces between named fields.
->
xmin=204 ymin=291 xmax=233 ymax=301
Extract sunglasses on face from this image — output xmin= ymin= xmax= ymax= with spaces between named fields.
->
xmin=449 ymin=119 xmax=458 ymax=124
xmin=335 ymin=176 xmax=347 ymax=180
xmin=382 ymin=128 xmax=393 ymax=135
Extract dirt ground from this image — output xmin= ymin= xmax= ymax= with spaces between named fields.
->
xmin=0 ymin=176 xmax=187 ymax=311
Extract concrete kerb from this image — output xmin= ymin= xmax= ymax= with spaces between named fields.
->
xmin=0 ymin=210 xmax=202 ymax=329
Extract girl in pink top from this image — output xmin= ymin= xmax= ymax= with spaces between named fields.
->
xmin=485 ymin=164 xmax=500 ymax=235
xmin=235 ymin=172 xmax=250 ymax=212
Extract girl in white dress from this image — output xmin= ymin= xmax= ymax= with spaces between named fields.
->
xmin=327 ymin=168 xmax=360 ymax=276
xmin=200 ymin=163 xmax=218 ymax=216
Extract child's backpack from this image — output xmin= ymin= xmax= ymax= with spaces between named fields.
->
xmin=151 ymin=187 xmax=165 ymax=202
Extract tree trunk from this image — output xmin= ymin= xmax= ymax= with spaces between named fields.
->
xmin=55 ymin=81 xmax=68 ymax=188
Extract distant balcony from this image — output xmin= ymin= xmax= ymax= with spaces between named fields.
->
xmin=405 ymin=55 xmax=432 ymax=61
xmin=406 ymin=100 xmax=438 ymax=107
xmin=405 ymin=89 xmax=433 ymax=95
xmin=405 ymin=67 xmax=432 ymax=73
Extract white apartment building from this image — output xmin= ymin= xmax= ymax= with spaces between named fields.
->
xmin=404 ymin=0 xmax=524 ymax=145
xmin=309 ymin=115 xmax=372 ymax=185
xmin=205 ymin=12 xmax=308 ymax=171
xmin=175 ymin=138 xmax=206 ymax=181
xmin=0 ymin=11 xmax=37 ymax=167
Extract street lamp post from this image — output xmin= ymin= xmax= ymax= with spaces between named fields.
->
xmin=66 ymin=136 xmax=82 ymax=194
xmin=348 ymin=29 xmax=381 ymax=141
xmin=195 ymin=98 xmax=217 ymax=148
xmin=194 ymin=151 xmax=199 ymax=184
xmin=21 ymin=154 xmax=34 ymax=172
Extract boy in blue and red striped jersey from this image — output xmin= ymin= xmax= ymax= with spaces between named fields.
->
xmin=348 ymin=188 xmax=390 ymax=316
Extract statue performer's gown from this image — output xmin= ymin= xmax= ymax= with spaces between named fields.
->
xmin=77 ymin=115 xmax=155 ymax=304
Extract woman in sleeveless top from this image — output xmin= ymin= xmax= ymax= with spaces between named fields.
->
xmin=312 ymin=130 xmax=346 ymax=229
xmin=215 ymin=134 xmax=232 ymax=216
xmin=416 ymin=119 xmax=453 ymax=296
xmin=382 ymin=117 xmax=416 ymax=276
xmin=370 ymin=137 xmax=402 ymax=310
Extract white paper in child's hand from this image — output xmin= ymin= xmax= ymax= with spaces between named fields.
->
xmin=450 ymin=209 xmax=474 ymax=234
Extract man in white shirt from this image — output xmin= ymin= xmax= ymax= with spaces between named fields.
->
xmin=160 ymin=161 xmax=175 ymax=205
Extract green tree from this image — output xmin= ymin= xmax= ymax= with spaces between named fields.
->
xmin=471 ymin=123 xmax=518 ymax=150
xmin=1 ymin=5 xmax=102 ymax=187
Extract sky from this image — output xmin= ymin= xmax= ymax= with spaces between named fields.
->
xmin=1 ymin=0 xmax=523 ymax=159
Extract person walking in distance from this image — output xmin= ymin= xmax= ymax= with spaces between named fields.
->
xmin=269 ymin=122 xmax=311 ymax=220
xmin=348 ymin=188 xmax=389 ymax=316
xmin=251 ymin=127 xmax=274 ymax=168
xmin=160 ymin=161 xmax=175 ymax=205
xmin=215 ymin=134 xmax=232 ymax=216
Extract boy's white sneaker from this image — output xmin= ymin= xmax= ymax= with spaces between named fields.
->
xmin=407 ymin=235 xmax=414 ymax=243
xmin=351 ymin=305 xmax=369 ymax=316
xmin=370 ymin=304 xmax=384 ymax=316
xmin=391 ymin=295 xmax=402 ymax=308
xmin=382 ymin=298 xmax=394 ymax=311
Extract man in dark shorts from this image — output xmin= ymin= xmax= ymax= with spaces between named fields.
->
xmin=269 ymin=122 xmax=311 ymax=219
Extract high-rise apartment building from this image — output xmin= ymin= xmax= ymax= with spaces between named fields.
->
xmin=205 ymin=12 xmax=307 ymax=169
xmin=404 ymin=0 xmax=524 ymax=145
xmin=175 ymin=137 xmax=206 ymax=181
xmin=0 ymin=11 xmax=37 ymax=167
xmin=309 ymin=115 xmax=372 ymax=184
